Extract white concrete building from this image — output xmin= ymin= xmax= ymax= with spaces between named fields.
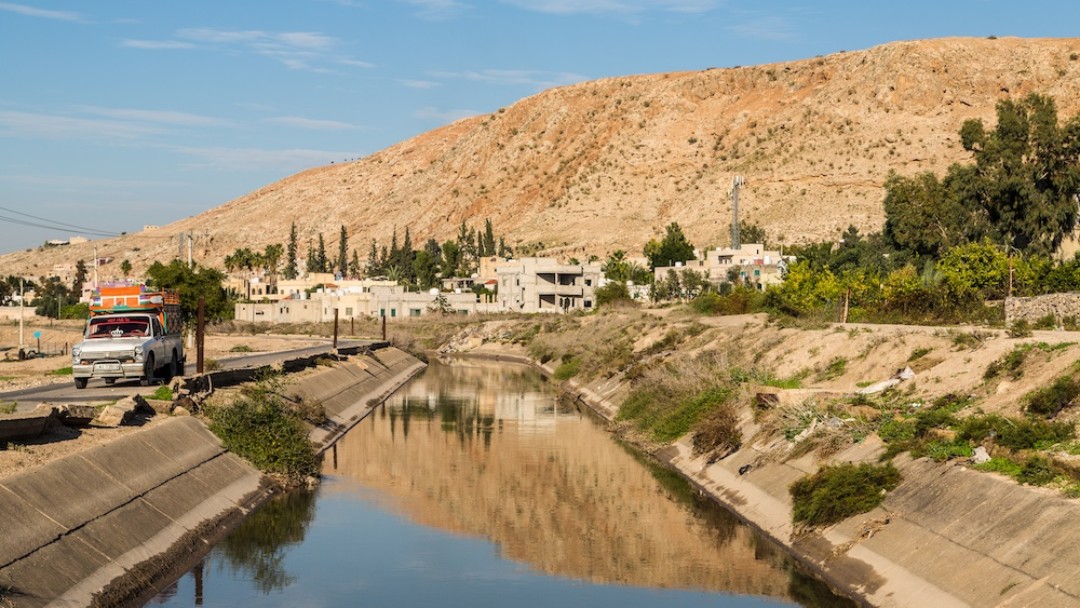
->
xmin=496 ymin=258 xmax=601 ymax=313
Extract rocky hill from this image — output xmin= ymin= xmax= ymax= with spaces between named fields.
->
xmin=7 ymin=36 xmax=1080 ymax=279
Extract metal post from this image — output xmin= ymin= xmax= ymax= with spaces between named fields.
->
xmin=333 ymin=308 xmax=339 ymax=350
xmin=381 ymin=314 xmax=386 ymax=341
xmin=196 ymin=296 xmax=205 ymax=374
xmin=731 ymin=176 xmax=744 ymax=249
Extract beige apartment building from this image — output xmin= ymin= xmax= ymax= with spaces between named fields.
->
xmin=653 ymin=244 xmax=791 ymax=291
xmin=235 ymin=283 xmax=497 ymax=323
xmin=495 ymin=258 xmax=601 ymax=313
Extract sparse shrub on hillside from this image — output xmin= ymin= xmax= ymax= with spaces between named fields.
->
xmin=789 ymin=462 xmax=901 ymax=527
xmin=692 ymin=402 xmax=742 ymax=458
xmin=1007 ymin=319 xmax=1034 ymax=338
xmin=958 ymin=414 xmax=1075 ymax=450
xmin=1025 ymin=376 xmax=1080 ymax=418
xmin=553 ymin=355 xmax=582 ymax=381
xmin=815 ymin=357 xmax=847 ymax=381
xmin=1033 ymin=314 xmax=1058 ymax=330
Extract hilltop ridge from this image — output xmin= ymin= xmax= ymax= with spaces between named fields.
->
xmin=6 ymin=37 xmax=1080 ymax=278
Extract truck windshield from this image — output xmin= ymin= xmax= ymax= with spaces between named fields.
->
xmin=87 ymin=317 xmax=151 ymax=338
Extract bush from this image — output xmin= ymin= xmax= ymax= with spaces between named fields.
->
xmin=789 ymin=462 xmax=901 ymax=526
xmin=958 ymin=414 xmax=1075 ymax=450
xmin=652 ymin=387 xmax=732 ymax=442
xmin=595 ymin=282 xmax=634 ymax=307
xmin=552 ymin=356 xmax=582 ymax=381
xmin=204 ymin=378 xmax=320 ymax=483
xmin=1033 ymin=314 xmax=1058 ymax=330
xmin=691 ymin=400 xmax=741 ymax=456
xmin=1025 ymin=376 xmax=1080 ymax=418
xmin=1007 ymin=319 xmax=1033 ymax=338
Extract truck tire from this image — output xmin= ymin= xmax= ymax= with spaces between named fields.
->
xmin=164 ymin=351 xmax=179 ymax=381
xmin=74 ymin=378 xmax=88 ymax=389
xmin=140 ymin=354 xmax=155 ymax=387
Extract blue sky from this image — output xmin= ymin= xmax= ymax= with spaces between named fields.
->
xmin=1 ymin=0 xmax=1078 ymax=253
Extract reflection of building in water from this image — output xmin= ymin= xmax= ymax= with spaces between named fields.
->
xmin=389 ymin=359 xmax=559 ymax=431
xmin=327 ymin=360 xmax=796 ymax=600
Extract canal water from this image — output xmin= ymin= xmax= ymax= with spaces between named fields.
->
xmin=151 ymin=359 xmax=853 ymax=607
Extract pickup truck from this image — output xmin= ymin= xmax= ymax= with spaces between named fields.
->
xmin=71 ymin=312 xmax=184 ymax=389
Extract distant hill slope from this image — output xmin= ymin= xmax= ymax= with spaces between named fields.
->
xmin=7 ymin=37 xmax=1080 ymax=279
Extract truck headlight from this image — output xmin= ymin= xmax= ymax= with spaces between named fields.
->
xmin=134 ymin=345 xmax=144 ymax=362
xmin=71 ymin=345 xmax=81 ymax=359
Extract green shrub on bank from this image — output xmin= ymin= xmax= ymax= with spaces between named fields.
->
xmin=204 ymin=378 xmax=319 ymax=483
xmin=789 ymin=462 xmax=901 ymax=526
xmin=552 ymin=356 xmax=582 ymax=381
xmin=1025 ymin=376 xmax=1080 ymax=418
xmin=958 ymin=414 xmax=1075 ymax=450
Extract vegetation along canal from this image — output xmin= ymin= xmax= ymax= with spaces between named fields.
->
xmin=152 ymin=359 xmax=853 ymax=607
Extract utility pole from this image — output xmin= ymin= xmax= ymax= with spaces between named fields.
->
xmin=93 ymin=245 xmax=99 ymax=291
xmin=731 ymin=176 xmax=744 ymax=249
xmin=18 ymin=279 xmax=25 ymax=353
xmin=187 ymin=232 xmax=193 ymax=267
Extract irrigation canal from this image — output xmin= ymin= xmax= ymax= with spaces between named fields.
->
xmin=151 ymin=359 xmax=852 ymax=607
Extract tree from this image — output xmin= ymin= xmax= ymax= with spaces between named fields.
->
xmin=337 ymin=225 xmax=349 ymax=277
xmin=644 ymin=222 xmax=696 ymax=270
xmin=961 ymin=93 xmax=1080 ymax=256
xmin=316 ymin=234 xmax=329 ymax=273
xmin=35 ymin=276 xmax=74 ymax=318
xmin=120 ymin=259 xmax=133 ymax=278
xmin=349 ymin=249 xmax=361 ymax=279
xmin=146 ymin=260 xmax=231 ymax=326
xmin=482 ymin=218 xmax=496 ymax=257
xmin=734 ymin=220 xmax=768 ymax=247
xmin=366 ymin=239 xmax=380 ymax=278
xmin=602 ymin=250 xmax=631 ymax=282
xmin=262 ymin=244 xmax=283 ymax=278
xmin=72 ymin=259 xmax=88 ymax=295
xmin=883 ymin=168 xmax=985 ymax=259
xmin=284 ymin=223 xmax=299 ymax=280
xmin=441 ymin=240 xmax=462 ymax=278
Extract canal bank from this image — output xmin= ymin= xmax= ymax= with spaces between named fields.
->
xmin=445 ymin=343 xmax=1080 ymax=608
xmin=0 ymin=346 xmax=425 ymax=607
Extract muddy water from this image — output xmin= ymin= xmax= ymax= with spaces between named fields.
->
xmin=151 ymin=359 xmax=852 ymax=607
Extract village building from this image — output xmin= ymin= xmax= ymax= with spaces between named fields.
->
xmin=495 ymin=258 xmax=601 ymax=313
xmin=652 ymin=244 xmax=791 ymax=291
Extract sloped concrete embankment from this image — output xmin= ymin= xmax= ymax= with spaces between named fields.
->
xmin=0 ymin=417 xmax=273 ymax=608
xmin=525 ymin=358 xmax=1080 ymax=608
xmin=300 ymin=347 xmax=427 ymax=451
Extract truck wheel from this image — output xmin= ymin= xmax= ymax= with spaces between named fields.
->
xmin=164 ymin=352 xmax=179 ymax=381
xmin=74 ymin=378 xmax=88 ymax=389
xmin=140 ymin=354 xmax=156 ymax=387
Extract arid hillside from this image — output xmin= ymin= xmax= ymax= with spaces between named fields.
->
xmin=7 ymin=36 xmax=1080 ymax=278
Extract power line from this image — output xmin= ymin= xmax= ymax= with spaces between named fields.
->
xmin=0 ymin=204 xmax=123 ymax=237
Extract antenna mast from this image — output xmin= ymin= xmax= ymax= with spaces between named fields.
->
xmin=731 ymin=176 xmax=744 ymax=249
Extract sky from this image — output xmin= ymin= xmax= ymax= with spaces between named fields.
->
xmin=1 ymin=0 xmax=1079 ymax=254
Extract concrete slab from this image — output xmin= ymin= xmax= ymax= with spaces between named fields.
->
xmin=0 ymin=405 xmax=56 ymax=442
xmin=0 ymin=455 xmax=135 ymax=531
xmin=138 ymin=416 xmax=222 ymax=470
xmin=0 ymin=486 xmax=67 ymax=567
xmin=0 ymin=537 xmax=109 ymax=604
xmin=76 ymin=497 xmax=175 ymax=561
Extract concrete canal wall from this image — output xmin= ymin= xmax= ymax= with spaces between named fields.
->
xmin=0 ymin=417 xmax=272 ymax=608
xmin=480 ymin=351 xmax=1080 ymax=608
xmin=0 ymin=346 xmax=426 ymax=607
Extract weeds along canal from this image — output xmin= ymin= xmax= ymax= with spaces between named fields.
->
xmin=151 ymin=359 xmax=853 ymax=607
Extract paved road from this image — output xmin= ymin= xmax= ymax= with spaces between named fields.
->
xmin=0 ymin=339 xmax=372 ymax=411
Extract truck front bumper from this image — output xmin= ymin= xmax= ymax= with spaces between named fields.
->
xmin=72 ymin=361 xmax=145 ymax=380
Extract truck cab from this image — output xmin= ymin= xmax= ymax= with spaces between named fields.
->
xmin=70 ymin=286 xmax=185 ymax=389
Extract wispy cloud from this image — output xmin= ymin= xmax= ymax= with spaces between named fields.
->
xmin=400 ymin=79 xmax=441 ymax=89
xmin=0 ymin=110 xmax=161 ymax=139
xmin=124 ymin=27 xmax=374 ymax=73
xmin=173 ymin=146 xmax=357 ymax=172
xmin=264 ymin=116 xmax=359 ymax=131
xmin=122 ymin=39 xmax=197 ymax=50
xmin=430 ymin=68 xmax=587 ymax=90
xmin=500 ymin=0 xmax=720 ymax=15
xmin=0 ymin=2 xmax=81 ymax=21
xmin=77 ymin=106 xmax=229 ymax=126
xmin=401 ymin=0 xmax=471 ymax=20
xmin=0 ymin=107 xmax=228 ymax=140
xmin=415 ymin=106 xmax=481 ymax=123
xmin=727 ymin=15 xmax=796 ymax=41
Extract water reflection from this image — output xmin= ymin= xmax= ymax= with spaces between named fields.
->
xmin=326 ymin=359 xmax=823 ymax=600
xmin=152 ymin=358 xmax=853 ymax=607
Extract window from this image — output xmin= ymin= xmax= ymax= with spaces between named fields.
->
xmin=390 ymin=308 xmax=397 ymax=317
xmin=379 ymin=308 xmax=385 ymax=317
xmin=345 ymin=307 xmax=353 ymax=316
xmin=409 ymin=308 xmax=422 ymax=317
xmin=585 ymin=279 xmax=592 ymax=287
